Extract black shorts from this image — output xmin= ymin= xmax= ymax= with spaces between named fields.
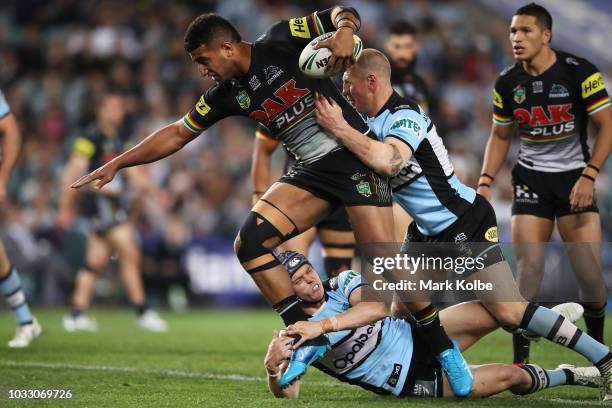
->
xmin=401 ymin=194 xmax=505 ymax=276
xmin=400 ymin=320 xmax=444 ymax=398
xmin=279 ymin=148 xmax=392 ymax=208
xmin=316 ymin=207 xmax=352 ymax=231
xmin=82 ymin=193 xmax=128 ymax=235
xmin=511 ymin=164 xmax=598 ymax=220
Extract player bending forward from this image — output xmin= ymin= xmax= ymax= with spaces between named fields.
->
xmin=265 ymin=251 xmax=601 ymax=399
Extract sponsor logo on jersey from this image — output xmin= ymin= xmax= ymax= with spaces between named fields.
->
xmin=454 ymin=232 xmax=467 ymax=243
xmin=565 ymin=57 xmax=579 ymax=66
xmin=289 ymin=16 xmax=311 ymax=39
xmin=249 ymin=75 xmax=261 ymax=90
xmin=484 ymin=227 xmax=498 ymax=243
xmin=327 ymin=322 xmax=380 ymax=372
xmin=264 ymin=65 xmax=283 ymax=84
xmin=390 ymin=118 xmax=422 ymax=135
xmin=249 ymin=79 xmax=312 ymax=128
xmin=532 ymin=81 xmax=543 ymax=94
xmin=236 ymin=90 xmax=251 ymax=109
xmin=288 ymin=257 xmax=300 ymax=267
xmin=513 ymin=104 xmax=574 ymax=127
xmin=582 ymin=72 xmax=605 ymax=99
xmin=549 ymin=84 xmax=569 ymax=98
xmin=196 ymin=96 xmax=211 ymax=116
xmin=386 ymin=363 xmax=403 ymax=387
xmin=513 ymin=85 xmax=526 ymax=104
xmin=356 ymin=180 xmax=372 ymax=197
xmin=351 ymin=172 xmax=367 ymax=181
xmin=328 ymin=277 xmax=338 ymax=290
xmin=493 ymin=88 xmax=503 ymax=108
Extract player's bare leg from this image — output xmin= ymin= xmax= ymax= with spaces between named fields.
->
xmin=346 ymin=204 xmax=473 ymax=396
xmin=0 ymin=242 xmax=41 ymax=347
xmin=64 ymin=233 xmax=109 ymax=332
xmin=392 ymin=201 xmax=412 ymax=243
xmin=278 ymin=227 xmax=316 ymax=255
xmin=557 ymin=212 xmax=606 ymax=343
xmin=511 ymin=214 xmax=555 ymax=363
xmin=318 ymin=228 xmax=354 ymax=277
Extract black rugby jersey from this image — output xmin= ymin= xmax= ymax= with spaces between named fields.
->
xmin=183 ymin=8 xmax=369 ymax=164
xmin=73 ymin=125 xmax=133 ymax=193
xmin=492 ymin=50 xmax=610 ymax=172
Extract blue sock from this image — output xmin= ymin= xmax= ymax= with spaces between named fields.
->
xmin=0 ymin=268 xmax=33 ymax=325
xmin=545 ymin=368 xmax=568 ymax=388
xmin=521 ymin=303 xmax=609 ymax=364
xmin=517 ymin=364 xmax=568 ymax=394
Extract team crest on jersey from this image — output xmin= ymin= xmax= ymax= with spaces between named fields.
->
xmin=549 ymin=84 xmax=569 ymax=98
xmin=513 ymin=86 xmax=526 ymax=104
xmin=236 ymin=90 xmax=251 ymax=109
xmin=532 ymin=81 xmax=543 ymax=94
xmin=356 ymin=180 xmax=372 ymax=197
xmin=249 ymin=75 xmax=261 ymax=90
xmin=264 ymin=66 xmax=283 ymax=84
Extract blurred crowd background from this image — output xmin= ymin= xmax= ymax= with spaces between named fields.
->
xmin=0 ymin=0 xmax=611 ymax=308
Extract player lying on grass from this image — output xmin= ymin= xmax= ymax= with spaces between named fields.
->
xmin=264 ymin=251 xmax=601 ymax=398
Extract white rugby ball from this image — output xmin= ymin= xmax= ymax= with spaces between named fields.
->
xmin=299 ymin=32 xmax=363 ymax=78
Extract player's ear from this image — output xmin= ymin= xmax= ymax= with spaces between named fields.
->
xmin=543 ymin=29 xmax=552 ymax=45
xmin=367 ymin=74 xmax=376 ymax=91
xmin=221 ymin=41 xmax=233 ymax=57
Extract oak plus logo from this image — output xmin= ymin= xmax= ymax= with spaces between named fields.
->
xmin=249 ymin=79 xmax=312 ymax=129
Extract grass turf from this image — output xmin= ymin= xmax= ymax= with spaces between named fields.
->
xmin=0 ymin=309 xmax=608 ymax=407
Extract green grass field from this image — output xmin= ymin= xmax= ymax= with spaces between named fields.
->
xmin=0 ymin=309 xmax=608 ymax=407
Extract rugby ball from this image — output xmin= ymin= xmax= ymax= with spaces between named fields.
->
xmin=299 ymin=32 xmax=363 ymax=78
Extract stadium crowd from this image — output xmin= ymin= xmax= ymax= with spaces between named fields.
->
xmin=0 ymin=0 xmax=610 ymax=306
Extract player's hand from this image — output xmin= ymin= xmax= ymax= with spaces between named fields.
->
xmin=315 ymin=93 xmax=348 ymax=135
xmin=477 ymin=185 xmax=492 ymax=201
xmin=286 ymin=321 xmax=324 ymax=349
xmin=264 ymin=330 xmax=293 ymax=374
xmin=71 ymin=161 xmax=119 ymax=190
xmin=314 ymin=27 xmax=355 ymax=75
xmin=569 ymin=176 xmax=594 ymax=212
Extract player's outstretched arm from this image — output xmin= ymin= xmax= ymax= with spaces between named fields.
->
xmin=315 ymin=94 xmax=411 ymax=177
xmin=0 ymin=113 xmax=21 ymax=201
xmin=71 ymin=121 xmax=199 ymax=190
xmin=569 ymin=106 xmax=612 ymax=211
xmin=477 ymin=122 xmax=514 ymax=200
xmin=265 ymin=330 xmax=300 ymax=398
xmin=286 ymin=287 xmax=387 ymax=348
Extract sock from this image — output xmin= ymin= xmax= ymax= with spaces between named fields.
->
xmin=513 ymin=332 xmax=530 ymax=364
xmin=274 ymin=295 xmax=310 ymax=326
xmin=413 ymin=304 xmax=453 ymax=355
xmin=134 ymin=304 xmax=147 ymax=316
xmin=0 ymin=267 xmax=34 ymax=326
xmin=70 ymin=309 xmax=83 ymax=318
xmin=520 ymin=302 xmax=609 ymax=364
xmin=515 ymin=364 xmax=568 ymax=394
xmin=582 ymin=303 xmax=606 ymax=343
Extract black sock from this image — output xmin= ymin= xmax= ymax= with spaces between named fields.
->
xmin=274 ymin=295 xmax=310 ymax=326
xmin=582 ymin=303 xmax=606 ymax=344
xmin=513 ymin=332 xmax=530 ymax=364
xmin=413 ymin=304 xmax=452 ymax=355
xmin=135 ymin=304 xmax=147 ymax=316
xmin=70 ymin=309 xmax=83 ymax=318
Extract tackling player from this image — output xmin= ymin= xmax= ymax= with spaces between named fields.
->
xmin=314 ymin=48 xmax=612 ymax=400
xmin=265 ymin=251 xmax=601 ymax=399
xmin=70 ymin=6 xmax=471 ymax=394
xmin=252 ymin=124 xmax=354 ymax=277
xmin=476 ymin=3 xmax=611 ymax=364
xmin=0 ymin=88 xmax=41 ymax=347
xmin=59 ymin=93 xmax=167 ymax=332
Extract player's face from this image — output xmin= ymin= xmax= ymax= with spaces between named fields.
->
xmin=98 ymin=95 xmax=125 ymax=128
xmin=342 ymin=68 xmax=372 ymax=115
xmin=190 ymin=43 xmax=235 ymax=84
xmin=509 ymin=15 xmax=550 ymax=61
xmin=291 ymin=265 xmax=324 ymax=303
xmin=385 ymin=34 xmax=418 ymax=68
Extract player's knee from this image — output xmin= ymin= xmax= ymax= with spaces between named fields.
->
xmin=491 ymin=304 xmax=525 ymax=328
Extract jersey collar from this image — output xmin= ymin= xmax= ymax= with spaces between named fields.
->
xmin=372 ymin=91 xmax=401 ymax=119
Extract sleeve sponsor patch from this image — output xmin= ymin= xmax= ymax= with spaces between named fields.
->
xmin=195 ymin=96 xmax=211 ymax=117
xmin=582 ymin=72 xmax=606 ymax=99
xmin=289 ymin=16 xmax=311 ymax=39
xmin=390 ymin=118 xmax=422 ymax=137
xmin=493 ymin=88 xmax=503 ymax=109
xmin=73 ymin=137 xmax=96 ymax=158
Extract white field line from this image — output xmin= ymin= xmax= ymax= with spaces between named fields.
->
xmin=1 ymin=361 xmax=602 ymax=405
